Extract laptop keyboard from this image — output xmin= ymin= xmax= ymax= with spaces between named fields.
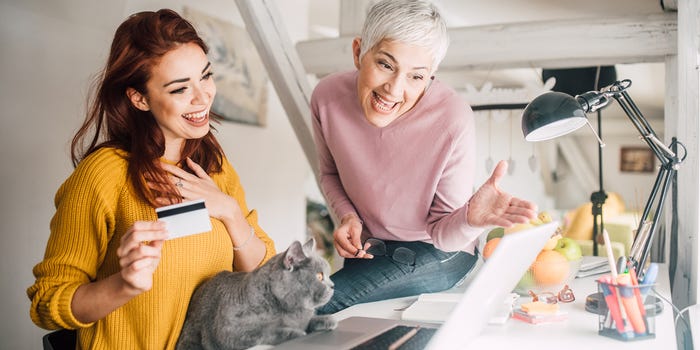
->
xmin=350 ymin=325 xmax=437 ymax=350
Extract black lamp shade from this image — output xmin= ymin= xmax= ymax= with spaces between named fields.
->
xmin=521 ymin=91 xmax=588 ymax=141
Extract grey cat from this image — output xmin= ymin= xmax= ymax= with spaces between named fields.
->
xmin=176 ymin=239 xmax=337 ymax=350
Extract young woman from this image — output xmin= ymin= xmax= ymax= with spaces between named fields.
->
xmin=312 ymin=0 xmax=538 ymax=314
xmin=27 ymin=9 xmax=276 ymax=349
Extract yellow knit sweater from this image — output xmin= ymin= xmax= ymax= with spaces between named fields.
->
xmin=27 ymin=147 xmax=276 ymax=349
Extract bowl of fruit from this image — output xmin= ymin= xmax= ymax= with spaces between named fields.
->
xmin=482 ymin=212 xmax=583 ymax=296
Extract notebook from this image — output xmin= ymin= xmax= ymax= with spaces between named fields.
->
xmin=272 ymin=221 xmax=559 ymax=350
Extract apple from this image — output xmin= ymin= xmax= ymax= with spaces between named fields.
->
xmin=486 ymin=227 xmax=504 ymax=241
xmin=553 ymin=237 xmax=582 ymax=261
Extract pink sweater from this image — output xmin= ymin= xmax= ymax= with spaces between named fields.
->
xmin=311 ymin=70 xmax=481 ymax=253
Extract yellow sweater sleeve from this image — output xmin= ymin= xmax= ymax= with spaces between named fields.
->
xmin=27 ymin=148 xmax=126 ymax=330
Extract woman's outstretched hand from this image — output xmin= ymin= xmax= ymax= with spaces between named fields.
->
xmin=466 ymin=160 xmax=538 ymax=228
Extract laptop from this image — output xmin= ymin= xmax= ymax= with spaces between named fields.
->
xmin=272 ymin=221 xmax=559 ymax=350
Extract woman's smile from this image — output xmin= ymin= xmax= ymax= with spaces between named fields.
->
xmin=371 ymin=91 xmax=401 ymax=113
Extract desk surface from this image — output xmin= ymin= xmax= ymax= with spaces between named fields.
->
xmin=334 ymin=264 xmax=677 ymax=349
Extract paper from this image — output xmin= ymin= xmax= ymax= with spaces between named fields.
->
xmin=580 ymin=255 xmax=608 ymax=271
xmin=156 ymin=199 xmax=212 ymax=240
xmin=576 ymin=255 xmax=611 ymax=278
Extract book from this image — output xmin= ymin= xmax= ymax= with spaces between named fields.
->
xmin=512 ymin=308 xmax=569 ymax=324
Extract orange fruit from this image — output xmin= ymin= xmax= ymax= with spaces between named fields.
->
xmin=531 ymin=250 xmax=569 ymax=285
xmin=482 ymin=237 xmax=501 ymax=260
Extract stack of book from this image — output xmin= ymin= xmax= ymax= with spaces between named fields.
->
xmin=512 ymin=301 xmax=568 ymax=324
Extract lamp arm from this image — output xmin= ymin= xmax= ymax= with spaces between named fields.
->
xmin=628 ymin=164 xmax=674 ymax=279
xmin=611 ymin=88 xmax=677 ymax=164
xmin=598 ymin=81 xmax=686 ymax=279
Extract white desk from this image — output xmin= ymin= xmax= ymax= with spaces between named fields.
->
xmin=334 ymin=264 xmax=677 ymax=349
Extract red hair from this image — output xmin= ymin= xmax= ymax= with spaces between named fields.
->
xmin=72 ymin=9 xmax=224 ymax=206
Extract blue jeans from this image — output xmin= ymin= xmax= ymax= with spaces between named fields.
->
xmin=317 ymin=240 xmax=478 ymax=315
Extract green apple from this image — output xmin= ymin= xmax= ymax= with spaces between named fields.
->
xmin=486 ymin=227 xmax=504 ymax=241
xmin=553 ymin=237 xmax=582 ymax=261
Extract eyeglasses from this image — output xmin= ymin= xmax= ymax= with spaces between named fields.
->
xmin=363 ymin=238 xmax=416 ymax=267
xmin=528 ymin=284 xmax=575 ymax=304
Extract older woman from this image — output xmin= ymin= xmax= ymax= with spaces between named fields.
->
xmin=313 ymin=0 xmax=537 ymax=314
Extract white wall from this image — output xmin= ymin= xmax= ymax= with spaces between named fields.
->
xmin=0 ymin=0 xmax=312 ymax=348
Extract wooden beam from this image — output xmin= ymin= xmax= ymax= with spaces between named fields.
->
xmin=672 ymin=0 xmax=700 ymax=310
xmin=296 ymin=13 xmax=677 ymax=75
xmin=235 ymin=0 xmax=319 ymax=179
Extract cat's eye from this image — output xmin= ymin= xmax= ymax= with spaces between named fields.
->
xmin=316 ymin=272 xmax=324 ymax=281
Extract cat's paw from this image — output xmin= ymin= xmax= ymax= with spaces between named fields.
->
xmin=307 ymin=315 xmax=337 ymax=332
xmin=262 ymin=328 xmax=306 ymax=346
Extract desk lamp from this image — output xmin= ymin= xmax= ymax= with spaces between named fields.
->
xmin=521 ymin=79 xmax=686 ymax=280
xmin=542 ymin=66 xmax=617 ymax=257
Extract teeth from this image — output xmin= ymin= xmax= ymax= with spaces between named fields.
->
xmin=373 ymin=92 xmax=397 ymax=111
xmin=182 ymin=110 xmax=208 ymax=122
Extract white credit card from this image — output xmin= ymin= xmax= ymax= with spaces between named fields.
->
xmin=156 ymin=199 xmax=212 ymax=240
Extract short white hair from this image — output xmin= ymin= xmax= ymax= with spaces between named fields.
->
xmin=359 ymin=0 xmax=449 ymax=74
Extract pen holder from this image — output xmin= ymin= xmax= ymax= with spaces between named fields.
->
xmin=596 ymin=281 xmax=656 ymax=341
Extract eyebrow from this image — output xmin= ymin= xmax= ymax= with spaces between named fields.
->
xmin=163 ymin=62 xmax=212 ymax=88
xmin=378 ymin=51 xmax=429 ymax=72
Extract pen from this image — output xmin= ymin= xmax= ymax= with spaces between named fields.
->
xmin=628 ymin=266 xmax=646 ymax=317
xmin=639 ymin=263 xmax=658 ymax=296
xmin=617 ymin=274 xmax=647 ymax=334
xmin=602 ymin=229 xmax=618 ymax=279
xmin=388 ymin=326 xmax=419 ymax=350
xmin=598 ymin=276 xmax=625 ymax=333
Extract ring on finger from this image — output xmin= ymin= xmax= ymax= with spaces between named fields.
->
xmin=175 ymin=178 xmax=183 ymax=188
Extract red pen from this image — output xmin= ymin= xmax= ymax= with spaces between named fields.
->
xmin=628 ymin=267 xmax=646 ymax=317
xmin=598 ymin=276 xmax=625 ymax=333
xmin=617 ymin=274 xmax=647 ymax=334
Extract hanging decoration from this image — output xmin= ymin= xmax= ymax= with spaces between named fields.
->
xmin=508 ymin=112 xmax=516 ymax=175
xmin=485 ymin=112 xmax=494 ymax=173
xmin=462 ymin=78 xmax=555 ymax=111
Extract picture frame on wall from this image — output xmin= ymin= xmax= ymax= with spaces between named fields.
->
xmin=620 ymin=146 xmax=655 ymax=173
xmin=183 ymin=7 xmax=268 ymax=127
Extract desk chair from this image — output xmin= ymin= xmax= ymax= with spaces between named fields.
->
xmin=42 ymin=329 xmax=76 ymax=350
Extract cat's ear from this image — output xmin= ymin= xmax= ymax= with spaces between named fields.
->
xmin=302 ymin=238 xmax=316 ymax=255
xmin=284 ymin=241 xmax=307 ymax=271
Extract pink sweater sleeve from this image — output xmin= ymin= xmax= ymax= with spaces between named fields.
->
xmin=424 ymin=108 xmax=483 ymax=252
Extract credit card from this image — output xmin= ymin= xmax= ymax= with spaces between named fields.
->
xmin=156 ymin=199 xmax=212 ymax=240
